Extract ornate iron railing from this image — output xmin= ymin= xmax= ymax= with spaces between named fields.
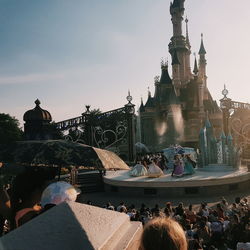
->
xmin=55 ymin=93 xmax=136 ymax=162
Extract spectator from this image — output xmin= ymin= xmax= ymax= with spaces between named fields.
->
xmin=117 ymin=202 xmax=127 ymax=213
xmin=216 ymin=203 xmax=225 ymax=219
xmin=139 ymin=217 xmax=187 ymax=250
xmin=164 ymin=202 xmax=174 ymax=217
xmin=175 ymin=202 xmax=185 ymax=217
xmin=140 ymin=203 xmax=146 ymax=215
xmin=10 ymin=168 xmax=53 ymax=229
xmin=200 ymin=203 xmax=209 ymax=217
xmin=197 ymin=221 xmax=211 ymax=249
xmin=106 ymin=202 xmax=115 ymax=211
xmin=185 ymin=204 xmax=196 ymax=225
xmin=151 ymin=204 xmax=160 ymax=217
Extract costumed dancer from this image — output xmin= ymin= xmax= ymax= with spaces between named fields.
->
xmin=148 ymin=159 xmax=164 ymax=178
xmin=171 ymin=154 xmax=184 ymax=177
xmin=183 ymin=154 xmax=196 ymax=175
xmin=158 ymin=153 xmax=169 ymax=171
xmin=130 ymin=162 xmax=148 ymax=177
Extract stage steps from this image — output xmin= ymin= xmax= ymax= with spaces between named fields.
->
xmin=76 ymin=171 xmax=104 ymax=193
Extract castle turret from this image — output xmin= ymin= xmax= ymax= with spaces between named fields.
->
xmin=170 ymin=0 xmax=185 ymax=37
xmin=171 ymin=49 xmax=181 ymax=95
xmin=198 ymin=34 xmax=208 ymax=99
xmin=169 ymin=0 xmax=191 ymax=85
xmin=155 ymin=61 xmax=179 ymax=106
xmin=185 ymin=17 xmax=192 ymax=80
xmin=139 ymin=98 xmax=145 ymax=113
xmin=193 ymin=55 xmax=199 ymax=76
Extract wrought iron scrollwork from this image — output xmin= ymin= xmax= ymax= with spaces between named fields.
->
xmin=231 ymin=117 xmax=250 ymax=145
xmin=64 ymin=128 xmax=86 ymax=144
xmin=93 ymin=122 xmax=127 ymax=149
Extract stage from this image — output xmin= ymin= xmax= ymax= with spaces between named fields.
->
xmin=103 ymin=167 xmax=250 ymax=197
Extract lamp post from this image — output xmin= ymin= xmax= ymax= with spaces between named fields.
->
xmin=220 ymin=85 xmax=232 ymax=136
xmin=124 ymin=91 xmax=136 ymax=163
xmin=82 ymin=105 xmax=92 ymax=146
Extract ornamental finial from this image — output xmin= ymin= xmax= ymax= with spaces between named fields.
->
xmin=222 ymin=85 xmax=229 ymax=98
xmin=35 ymin=99 xmax=41 ymax=106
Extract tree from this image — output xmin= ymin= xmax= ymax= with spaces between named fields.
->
xmin=0 ymin=113 xmax=23 ymax=144
xmin=43 ymin=122 xmax=64 ymax=140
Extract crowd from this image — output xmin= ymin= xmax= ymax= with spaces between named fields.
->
xmin=0 ymin=167 xmax=249 ymax=250
xmin=89 ymin=197 xmax=250 ymax=250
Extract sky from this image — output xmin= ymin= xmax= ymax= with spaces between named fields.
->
xmin=1 ymin=0 xmax=250 ymax=128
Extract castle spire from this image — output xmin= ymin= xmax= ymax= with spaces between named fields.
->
xmin=185 ymin=17 xmax=191 ymax=49
xmin=139 ymin=97 xmax=145 ymax=112
xmin=148 ymin=86 xmax=151 ymax=97
xmin=160 ymin=60 xmax=172 ymax=84
xmin=193 ymin=54 xmax=198 ymax=75
xmin=171 ymin=0 xmax=185 ymax=10
xmin=199 ymin=33 xmax=206 ymax=55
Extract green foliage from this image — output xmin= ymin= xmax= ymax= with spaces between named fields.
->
xmin=45 ymin=122 xmax=64 ymax=140
xmin=0 ymin=113 xmax=23 ymax=144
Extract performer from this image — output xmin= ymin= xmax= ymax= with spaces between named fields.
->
xmin=158 ymin=153 xmax=168 ymax=171
xmin=171 ymin=154 xmax=184 ymax=177
xmin=130 ymin=162 xmax=148 ymax=177
xmin=148 ymin=159 xmax=164 ymax=178
xmin=183 ymin=154 xmax=196 ymax=175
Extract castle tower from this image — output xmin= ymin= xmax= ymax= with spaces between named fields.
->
xmin=171 ymin=49 xmax=181 ymax=95
xmin=198 ymin=33 xmax=208 ymax=99
xmin=169 ymin=0 xmax=192 ymax=85
xmin=140 ymin=0 xmax=223 ymax=151
xmin=185 ymin=17 xmax=192 ymax=80
xmin=193 ymin=54 xmax=204 ymax=114
xmin=155 ymin=61 xmax=179 ymax=107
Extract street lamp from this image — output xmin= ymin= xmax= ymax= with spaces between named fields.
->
xmin=220 ymin=85 xmax=232 ymax=136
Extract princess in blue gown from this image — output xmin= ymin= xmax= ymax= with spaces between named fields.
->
xmin=183 ymin=154 xmax=196 ymax=175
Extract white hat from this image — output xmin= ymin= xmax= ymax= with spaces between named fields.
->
xmin=41 ymin=181 xmax=80 ymax=207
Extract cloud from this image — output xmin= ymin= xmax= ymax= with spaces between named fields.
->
xmin=0 ymin=72 xmax=65 ymax=85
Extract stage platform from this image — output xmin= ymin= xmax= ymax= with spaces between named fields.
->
xmin=103 ymin=167 xmax=250 ymax=197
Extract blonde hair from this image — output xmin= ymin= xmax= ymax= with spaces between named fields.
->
xmin=139 ymin=217 xmax=187 ymax=250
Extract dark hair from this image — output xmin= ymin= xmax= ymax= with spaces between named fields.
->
xmin=10 ymin=167 xmax=53 ymax=229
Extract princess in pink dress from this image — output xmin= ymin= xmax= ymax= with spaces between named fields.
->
xmin=171 ymin=154 xmax=184 ymax=177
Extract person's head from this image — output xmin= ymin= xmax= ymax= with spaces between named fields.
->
xmin=11 ymin=167 xmax=52 ymax=206
xmin=166 ymin=202 xmax=171 ymax=208
xmin=233 ymin=214 xmax=239 ymax=224
xmin=139 ymin=217 xmax=187 ymax=250
xmin=235 ymin=197 xmax=241 ymax=204
xmin=188 ymin=204 xmax=192 ymax=211
xmin=174 ymin=154 xmax=180 ymax=160
xmin=165 ymin=208 xmax=170 ymax=217
xmin=120 ymin=206 xmax=126 ymax=213
xmin=178 ymin=202 xmax=183 ymax=208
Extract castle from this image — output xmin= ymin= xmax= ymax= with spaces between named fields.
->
xmin=139 ymin=0 xmax=223 ymax=151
